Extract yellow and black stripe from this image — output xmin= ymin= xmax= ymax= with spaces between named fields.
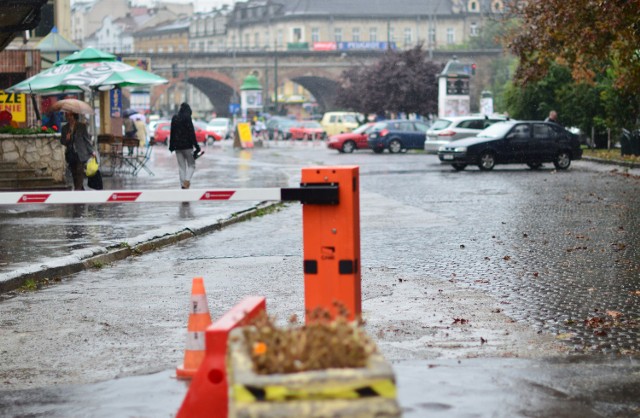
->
xmin=233 ymin=379 xmax=396 ymax=403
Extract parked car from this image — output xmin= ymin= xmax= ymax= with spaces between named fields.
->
xmin=437 ymin=121 xmax=583 ymax=171
xmin=207 ymin=117 xmax=232 ymax=140
xmin=194 ymin=122 xmax=221 ymax=144
xmin=149 ymin=118 xmax=169 ymax=144
xmin=327 ymin=123 xmax=375 ymax=153
xmin=424 ymin=115 xmax=509 ymax=154
xmin=289 ymin=120 xmax=326 ymax=140
xmin=153 ymin=121 xmax=221 ymax=145
xmin=367 ymin=119 xmax=430 ymax=153
xmin=265 ymin=117 xmax=296 ymax=140
xmin=153 ymin=122 xmax=171 ymax=145
xmin=320 ymin=112 xmax=363 ymax=136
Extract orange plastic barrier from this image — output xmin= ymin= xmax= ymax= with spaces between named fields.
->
xmin=301 ymin=166 xmax=361 ymax=321
xmin=176 ymin=296 xmax=267 ymax=418
xmin=176 ymin=277 xmax=212 ymax=379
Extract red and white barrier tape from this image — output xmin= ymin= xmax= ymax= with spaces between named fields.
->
xmin=0 ymin=188 xmax=283 ymax=205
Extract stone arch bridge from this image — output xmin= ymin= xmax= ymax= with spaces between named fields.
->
xmin=121 ymin=49 xmax=503 ymax=116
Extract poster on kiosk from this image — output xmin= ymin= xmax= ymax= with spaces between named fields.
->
xmin=437 ymin=57 xmax=471 ymax=118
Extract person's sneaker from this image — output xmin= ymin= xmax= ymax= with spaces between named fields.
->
xmin=183 ymin=180 xmax=190 ymax=189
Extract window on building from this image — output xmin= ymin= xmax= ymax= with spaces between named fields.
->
xmin=254 ymin=32 xmax=260 ymax=48
xmin=492 ymin=1 xmax=503 ymax=12
xmin=470 ymin=22 xmax=479 ymax=37
xmin=369 ymin=27 xmax=377 ymax=42
xmin=446 ymin=28 xmax=455 ymax=44
xmin=388 ymin=27 xmax=395 ymax=42
xmin=199 ymin=41 xmax=205 ymax=51
xmin=168 ymin=46 xmax=173 ymax=53
xmin=244 ymin=33 xmax=250 ymax=49
xmin=158 ymin=47 xmax=163 ymax=53
xmin=334 ymin=27 xmax=342 ymax=42
xmin=404 ymin=28 xmax=412 ymax=46
xmin=469 ymin=0 xmax=479 ymax=11
xmin=264 ymin=30 xmax=270 ymax=48
xmin=428 ymin=28 xmax=436 ymax=45
xmin=352 ymin=27 xmax=360 ymax=42
xmin=311 ymin=27 xmax=319 ymax=43
xmin=277 ymin=29 xmax=283 ymax=47
xmin=293 ymin=27 xmax=302 ymax=42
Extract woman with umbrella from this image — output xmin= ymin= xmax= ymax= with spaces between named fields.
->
xmin=55 ymin=99 xmax=96 ymax=191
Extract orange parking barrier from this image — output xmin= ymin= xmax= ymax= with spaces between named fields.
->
xmin=176 ymin=296 xmax=266 ymax=418
xmin=301 ymin=166 xmax=361 ymax=322
xmin=176 ymin=277 xmax=212 ymax=379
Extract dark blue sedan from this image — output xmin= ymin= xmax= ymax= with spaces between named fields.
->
xmin=438 ymin=121 xmax=583 ymax=171
xmin=367 ymin=119 xmax=430 ymax=153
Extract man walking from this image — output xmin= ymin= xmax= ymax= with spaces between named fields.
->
xmin=169 ymin=103 xmax=200 ymax=189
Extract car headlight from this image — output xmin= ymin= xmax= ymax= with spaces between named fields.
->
xmin=454 ymin=147 xmax=467 ymax=152
xmin=438 ymin=146 xmax=446 ymax=152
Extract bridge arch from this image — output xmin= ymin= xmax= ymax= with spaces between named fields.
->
xmin=277 ymin=67 xmax=342 ymax=113
xmin=151 ymin=70 xmax=238 ymax=117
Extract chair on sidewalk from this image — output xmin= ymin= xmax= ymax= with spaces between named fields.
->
xmin=133 ymin=144 xmax=154 ymax=176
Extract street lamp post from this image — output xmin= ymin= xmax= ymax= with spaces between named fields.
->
xmin=273 ymin=41 xmax=278 ymax=114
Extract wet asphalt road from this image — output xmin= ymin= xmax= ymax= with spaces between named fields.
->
xmin=1 ymin=140 xmax=640 ymax=417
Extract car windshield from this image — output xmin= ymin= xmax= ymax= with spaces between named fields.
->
xmin=208 ymin=119 xmax=228 ymax=126
xmin=430 ymin=119 xmax=452 ymax=130
xmin=370 ymin=122 xmax=387 ymax=132
xmin=342 ymin=115 xmax=358 ymax=123
xmin=476 ymin=122 xmax=515 ymax=138
xmin=352 ymin=124 xmax=372 ymax=134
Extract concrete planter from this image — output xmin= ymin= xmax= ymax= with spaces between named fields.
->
xmin=227 ymin=328 xmax=401 ymax=418
xmin=0 ymin=134 xmax=65 ymax=182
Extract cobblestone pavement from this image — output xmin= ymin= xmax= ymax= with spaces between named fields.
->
xmin=361 ymin=155 xmax=640 ymax=356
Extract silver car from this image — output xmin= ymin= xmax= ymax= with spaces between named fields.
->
xmin=207 ymin=117 xmax=232 ymax=141
xmin=424 ymin=115 xmax=508 ymax=154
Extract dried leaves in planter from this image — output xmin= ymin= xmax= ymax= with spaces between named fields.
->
xmin=242 ymin=305 xmax=376 ymax=375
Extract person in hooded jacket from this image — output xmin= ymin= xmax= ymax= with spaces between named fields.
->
xmin=169 ymin=102 xmax=200 ymax=189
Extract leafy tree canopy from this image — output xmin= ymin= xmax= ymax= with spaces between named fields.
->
xmin=335 ymin=45 xmax=442 ymax=117
xmin=504 ymin=0 xmax=640 ymax=91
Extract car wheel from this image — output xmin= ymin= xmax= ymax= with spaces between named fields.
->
xmin=341 ymin=141 xmax=356 ymax=153
xmin=452 ymin=163 xmax=467 ymax=171
xmin=206 ymin=136 xmax=215 ymax=146
xmin=478 ymin=151 xmax=496 ymax=171
xmin=553 ymin=152 xmax=571 ymax=170
xmin=527 ymin=162 xmax=542 ymax=169
xmin=389 ymin=139 xmax=402 ymax=154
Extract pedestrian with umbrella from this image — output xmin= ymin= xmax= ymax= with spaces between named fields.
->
xmin=54 ymin=99 xmax=96 ymax=191
xmin=169 ymin=102 xmax=200 ymax=189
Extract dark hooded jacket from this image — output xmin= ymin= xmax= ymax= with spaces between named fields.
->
xmin=169 ymin=103 xmax=198 ymax=151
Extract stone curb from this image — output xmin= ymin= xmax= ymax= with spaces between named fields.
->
xmin=0 ymin=201 xmax=284 ymax=294
xmin=582 ymin=155 xmax=640 ymax=169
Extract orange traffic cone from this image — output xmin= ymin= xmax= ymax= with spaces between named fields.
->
xmin=176 ymin=277 xmax=212 ymax=379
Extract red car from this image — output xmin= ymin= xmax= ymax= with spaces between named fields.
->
xmin=153 ymin=121 xmax=220 ymax=145
xmin=289 ymin=121 xmax=326 ymax=140
xmin=327 ymin=123 xmax=375 ymax=153
xmin=153 ymin=122 xmax=171 ymax=145
xmin=194 ymin=122 xmax=222 ymax=143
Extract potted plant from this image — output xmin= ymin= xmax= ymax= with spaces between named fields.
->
xmin=227 ymin=308 xmax=401 ymax=418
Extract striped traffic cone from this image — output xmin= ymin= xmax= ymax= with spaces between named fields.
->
xmin=176 ymin=277 xmax=212 ymax=379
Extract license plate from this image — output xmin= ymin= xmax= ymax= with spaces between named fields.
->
xmin=442 ymin=154 xmax=454 ymax=160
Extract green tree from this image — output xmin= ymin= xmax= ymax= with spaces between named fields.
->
xmin=504 ymin=0 xmax=640 ymax=92
xmin=335 ymin=45 xmax=442 ymax=117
